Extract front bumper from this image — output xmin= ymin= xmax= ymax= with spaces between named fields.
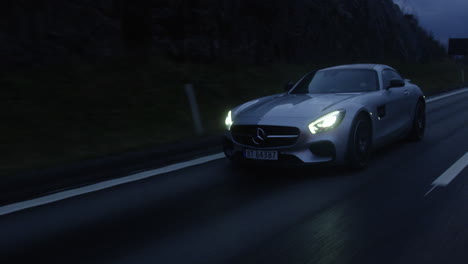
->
xmin=223 ymin=114 xmax=355 ymax=166
xmin=223 ymin=128 xmax=348 ymax=166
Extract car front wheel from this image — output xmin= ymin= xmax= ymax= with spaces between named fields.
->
xmin=408 ymin=101 xmax=425 ymax=141
xmin=347 ymin=115 xmax=372 ymax=170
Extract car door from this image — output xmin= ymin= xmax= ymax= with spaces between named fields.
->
xmin=386 ymin=70 xmax=413 ymax=127
xmin=373 ymin=69 xmax=410 ymax=144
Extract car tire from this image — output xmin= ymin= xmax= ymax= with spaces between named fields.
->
xmin=407 ymin=101 xmax=425 ymax=141
xmin=223 ymin=137 xmax=235 ymax=160
xmin=347 ymin=114 xmax=372 ymax=170
xmin=223 ymin=137 xmax=244 ymax=168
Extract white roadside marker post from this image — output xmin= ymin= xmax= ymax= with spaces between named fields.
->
xmin=185 ymin=83 xmax=204 ymax=135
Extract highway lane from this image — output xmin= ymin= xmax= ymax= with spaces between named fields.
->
xmin=1 ymin=89 xmax=468 ymax=264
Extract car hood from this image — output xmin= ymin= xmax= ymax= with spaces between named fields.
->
xmin=235 ymin=93 xmax=360 ymax=118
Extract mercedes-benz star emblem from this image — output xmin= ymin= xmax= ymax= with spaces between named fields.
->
xmin=252 ymin=128 xmax=267 ymax=145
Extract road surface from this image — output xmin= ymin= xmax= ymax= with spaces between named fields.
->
xmin=1 ymin=89 xmax=468 ymax=264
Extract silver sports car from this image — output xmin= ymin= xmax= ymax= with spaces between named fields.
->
xmin=223 ymin=64 xmax=426 ymax=169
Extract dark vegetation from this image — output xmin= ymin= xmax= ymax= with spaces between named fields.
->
xmin=0 ymin=0 xmax=465 ymax=176
xmin=0 ymin=0 xmax=447 ymax=68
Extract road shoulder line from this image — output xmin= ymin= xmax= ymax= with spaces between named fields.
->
xmin=0 ymin=153 xmax=225 ymax=216
xmin=426 ymin=87 xmax=468 ymax=103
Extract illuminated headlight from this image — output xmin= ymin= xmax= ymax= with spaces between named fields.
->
xmin=225 ymin=110 xmax=233 ymax=130
xmin=308 ymin=110 xmax=345 ymax=134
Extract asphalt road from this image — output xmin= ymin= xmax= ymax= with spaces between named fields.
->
xmin=1 ymin=89 xmax=468 ymax=264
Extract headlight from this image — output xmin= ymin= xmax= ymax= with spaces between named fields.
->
xmin=308 ymin=110 xmax=345 ymax=134
xmin=225 ymin=110 xmax=233 ymax=130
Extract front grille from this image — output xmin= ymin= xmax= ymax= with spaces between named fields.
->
xmin=231 ymin=125 xmax=300 ymax=148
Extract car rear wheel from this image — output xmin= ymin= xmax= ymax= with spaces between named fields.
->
xmin=347 ymin=115 xmax=372 ymax=170
xmin=408 ymin=101 xmax=425 ymax=141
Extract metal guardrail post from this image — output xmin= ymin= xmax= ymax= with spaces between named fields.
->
xmin=184 ymin=84 xmax=204 ymax=135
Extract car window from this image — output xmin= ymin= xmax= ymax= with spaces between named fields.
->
xmin=392 ymin=71 xmax=403 ymax=80
xmin=383 ymin=69 xmax=404 ymax=88
xmin=291 ymin=69 xmax=379 ymax=94
xmin=290 ymin=72 xmax=315 ymax=94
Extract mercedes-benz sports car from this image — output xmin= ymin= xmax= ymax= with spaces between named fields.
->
xmin=223 ymin=64 xmax=426 ymax=169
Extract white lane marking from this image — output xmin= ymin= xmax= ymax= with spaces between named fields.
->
xmin=432 ymin=152 xmax=468 ymax=187
xmin=424 ymin=185 xmax=438 ymax=197
xmin=425 ymin=152 xmax=468 ymax=197
xmin=0 ymin=153 xmax=225 ymax=216
xmin=426 ymin=87 xmax=468 ymax=103
xmin=1 ymin=87 xmax=468 ymax=215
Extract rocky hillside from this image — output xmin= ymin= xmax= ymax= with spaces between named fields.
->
xmin=0 ymin=0 xmax=446 ymax=69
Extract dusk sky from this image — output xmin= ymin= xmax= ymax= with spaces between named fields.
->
xmin=394 ymin=0 xmax=468 ymax=47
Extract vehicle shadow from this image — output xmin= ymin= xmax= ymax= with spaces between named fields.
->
xmin=227 ymin=137 xmax=422 ymax=188
xmin=227 ymin=161 xmax=355 ymax=187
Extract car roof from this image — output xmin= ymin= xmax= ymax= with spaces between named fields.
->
xmin=320 ymin=64 xmax=396 ymax=71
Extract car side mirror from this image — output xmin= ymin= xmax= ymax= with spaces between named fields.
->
xmin=284 ymin=82 xmax=295 ymax=92
xmin=388 ymin=79 xmax=405 ymax=89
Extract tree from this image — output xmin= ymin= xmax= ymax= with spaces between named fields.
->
xmin=121 ymin=0 xmax=153 ymax=61
xmin=118 ymin=0 xmax=154 ymax=102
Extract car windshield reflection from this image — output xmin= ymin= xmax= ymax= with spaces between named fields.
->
xmin=291 ymin=69 xmax=379 ymax=94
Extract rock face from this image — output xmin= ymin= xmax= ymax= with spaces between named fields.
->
xmin=0 ymin=0 xmax=445 ymax=69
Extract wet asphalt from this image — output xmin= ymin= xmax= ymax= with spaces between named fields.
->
xmin=1 ymin=90 xmax=468 ymax=264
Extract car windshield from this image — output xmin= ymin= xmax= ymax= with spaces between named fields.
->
xmin=291 ymin=69 xmax=379 ymax=94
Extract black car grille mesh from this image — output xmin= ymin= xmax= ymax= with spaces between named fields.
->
xmin=231 ymin=125 xmax=300 ymax=148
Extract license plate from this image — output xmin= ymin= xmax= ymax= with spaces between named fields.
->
xmin=244 ymin=149 xmax=278 ymax=160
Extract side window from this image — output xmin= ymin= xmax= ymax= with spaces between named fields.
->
xmin=382 ymin=70 xmax=403 ymax=88
xmin=382 ymin=70 xmax=393 ymax=89
xmin=390 ymin=71 xmax=403 ymax=81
